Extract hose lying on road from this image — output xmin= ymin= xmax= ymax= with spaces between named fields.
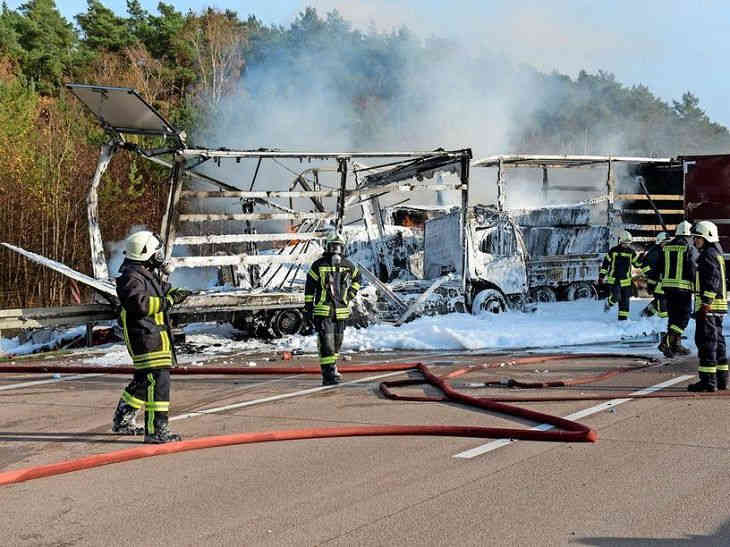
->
xmin=0 ymin=352 xmax=715 ymax=486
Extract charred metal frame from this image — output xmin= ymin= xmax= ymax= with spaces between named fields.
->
xmin=472 ymin=155 xmax=674 ymax=243
xmin=64 ymin=84 xmax=472 ymax=315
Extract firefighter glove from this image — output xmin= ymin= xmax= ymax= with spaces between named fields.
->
xmin=166 ymin=288 xmax=192 ymax=307
xmin=700 ymin=303 xmax=712 ymax=315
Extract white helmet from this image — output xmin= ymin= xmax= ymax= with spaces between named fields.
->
xmin=692 ymin=220 xmax=719 ymax=243
xmin=655 ymin=231 xmax=668 ymax=244
xmin=324 ymin=230 xmax=345 ymax=254
xmin=125 ymin=231 xmax=163 ymax=262
xmin=619 ymin=230 xmax=632 ymax=244
xmin=675 ymin=220 xmax=692 ymax=237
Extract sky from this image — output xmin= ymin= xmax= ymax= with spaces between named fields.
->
xmin=7 ymin=0 xmax=730 ymax=129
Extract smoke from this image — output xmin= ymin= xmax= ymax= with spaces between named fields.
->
xmin=195 ymin=4 xmax=653 ymax=211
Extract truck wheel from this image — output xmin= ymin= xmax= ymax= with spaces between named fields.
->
xmin=471 ymin=289 xmax=507 ymax=314
xmin=530 ymin=286 xmax=557 ymax=303
xmin=566 ymin=281 xmax=597 ymax=301
xmin=272 ymin=309 xmax=305 ymax=337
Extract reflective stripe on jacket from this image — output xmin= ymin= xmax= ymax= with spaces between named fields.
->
xmin=305 ymin=254 xmax=362 ymax=319
xmin=600 ymin=244 xmax=640 ymax=287
xmin=658 ymin=237 xmax=697 ymax=291
xmin=639 ymin=243 xmax=663 ymax=283
xmin=117 ymin=260 xmax=175 ymax=369
xmin=694 ymin=244 xmax=728 ymax=314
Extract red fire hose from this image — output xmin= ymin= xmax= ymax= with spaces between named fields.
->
xmin=0 ymin=353 xmax=710 ymax=486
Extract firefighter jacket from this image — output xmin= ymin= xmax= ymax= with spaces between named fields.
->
xmin=305 ymin=253 xmax=362 ymax=320
xmin=657 ymin=236 xmax=697 ymax=292
xmin=639 ymin=243 xmax=663 ymax=285
xmin=117 ymin=259 xmax=175 ymax=369
xmin=600 ymin=244 xmax=641 ymax=287
xmin=694 ymin=244 xmax=727 ymax=314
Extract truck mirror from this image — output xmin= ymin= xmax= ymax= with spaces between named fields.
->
xmin=479 ymin=233 xmax=492 ymax=253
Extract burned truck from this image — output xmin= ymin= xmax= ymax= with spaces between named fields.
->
xmin=363 ymin=154 xmax=675 ymax=320
xmin=1 ymin=83 xmax=473 ymax=337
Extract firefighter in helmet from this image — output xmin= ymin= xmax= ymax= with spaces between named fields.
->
xmin=688 ymin=221 xmax=727 ymax=392
xmin=639 ymin=231 xmax=668 ymax=319
xmin=655 ymin=220 xmax=697 ymax=357
xmin=599 ymin=230 xmax=641 ymax=320
xmin=304 ymin=230 xmax=361 ymax=385
xmin=112 ymin=230 xmax=191 ymax=443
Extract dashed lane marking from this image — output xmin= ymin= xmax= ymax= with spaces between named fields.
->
xmin=453 ymin=374 xmax=694 ymax=459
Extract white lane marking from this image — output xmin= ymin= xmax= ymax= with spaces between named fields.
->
xmin=453 ymin=374 xmax=694 ymax=459
xmin=171 ymin=370 xmax=408 ymax=421
xmin=0 ymin=373 xmax=106 ymax=391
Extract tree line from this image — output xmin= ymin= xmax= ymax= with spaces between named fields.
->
xmin=1 ymin=1 xmax=729 ymax=308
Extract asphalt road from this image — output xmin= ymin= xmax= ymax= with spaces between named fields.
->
xmin=0 ymin=347 xmax=728 ymax=546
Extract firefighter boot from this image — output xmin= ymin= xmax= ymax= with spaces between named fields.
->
xmin=321 ymin=365 xmax=340 ymax=386
xmin=333 ymin=364 xmax=343 ymax=380
xmin=144 ymin=413 xmax=182 ymax=444
xmin=658 ymin=332 xmax=674 ymax=358
xmin=716 ymin=367 xmax=728 ymax=390
xmin=687 ymin=372 xmax=717 ymax=393
xmin=111 ymin=399 xmax=144 ymax=435
xmin=668 ymin=331 xmax=691 ymax=356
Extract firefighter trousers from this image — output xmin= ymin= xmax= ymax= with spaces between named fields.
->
xmin=646 ymin=283 xmax=666 ymax=318
xmin=120 ymin=367 xmax=171 ymax=436
xmin=609 ymin=284 xmax=632 ymax=320
xmin=664 ymin=287 xmax=692 ymax=335
xmin=314 ymin=317 xmax=345 ymax=367
xmin=695 ymin=313 xmax=727 ymax=367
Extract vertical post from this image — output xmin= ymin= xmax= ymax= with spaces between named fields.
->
xmin=87 ymin=142 xmax=116 ymax=281
xmin=161 ymin=158 xmax=185 ymax=263
xmin=541 ymin=166 xmax=549 ymax=202
xmin=336 ymin=158 xmax=348 ymax=233
xmin=460 ymin=153 xmax=471 ymax=299
xmin=497 ymin=159 xmax=505 ymax=212
xmin=606 ymin=158 xmax=615 ymax=233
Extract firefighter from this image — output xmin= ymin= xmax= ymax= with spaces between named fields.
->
xmin=639 ymin=231 xmax=668 ymax=319
xmin=688 ymin=221 xmax=727 ymax=392
xmin=655 ymin=220 xmax=698 ymax=357
xmin=304 ymin=231 xmax=361 ymax=386
xmin=599 ymin=230 xmax=641 ymax=320
xmin=111 ymin=231 xmax=191 ymax=443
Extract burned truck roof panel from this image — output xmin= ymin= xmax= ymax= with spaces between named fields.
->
xmin=66 ymin=84 xmax=179 ymax=138
xmin=359 ymin=151 xmax=470 ymax=187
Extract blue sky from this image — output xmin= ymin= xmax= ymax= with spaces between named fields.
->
xmin=9 ymin=0 xmax=730 ymax=128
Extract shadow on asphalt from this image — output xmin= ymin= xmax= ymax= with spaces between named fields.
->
xmin=577 ymin=517 xmax=730 ymax=545
xmin=0 ymin=432 xmax=140 ymax=444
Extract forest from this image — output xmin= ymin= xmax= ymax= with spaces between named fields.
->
xmin=1 ymin=0 xmax=729 ymax=308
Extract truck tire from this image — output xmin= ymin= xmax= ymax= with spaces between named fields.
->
xmin=530 ymin=286 xmax=557 ymax=303
xmin=566 ymin=281 xmax=597 ymax=301
xmin=272 ymin=309 xmax=305 ymax=337
xmin=471 ymin=289 xmax=507 ymax=314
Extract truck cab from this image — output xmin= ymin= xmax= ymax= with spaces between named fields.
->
xmin=424 ymin=206 xmax=528 ymax=313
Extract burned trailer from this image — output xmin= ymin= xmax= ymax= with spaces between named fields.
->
xmin=2 ymin=83 xmax=473 ymax=337
xmin=470 ymin=155 xmax=673 ymax=304
xmin=682 ymin=154 xmax=730 ymax=271
xmin=632 ymin=154 xmax=730 ymax=283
